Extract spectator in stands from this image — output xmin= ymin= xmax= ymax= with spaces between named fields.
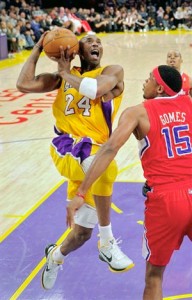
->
xmin=182 ymin=5 xmax=192 ymax=30
xmin=113 ymin=9 xmax=124 ymax=32
xmin=164 ymin=6 xmax=176 ymax=30
xmin=174 ymin=6 xmax=184 ymax=28
xmin=8 ymin=11 xmax=18 ymax=27
xmin=86 ymin=8 xmax=98 ymax=30
xmin=19 ymin=2 xmax=31 ymax=20
xmin=94 ymin=13 xmax=109 ymax=33
xmin=30 ymin=15 xmax=44 ymax=41
xmin=15 ymin=19 xmax=27 ymax=50
xmin=58 ymin=7 xmax=73 ymax=30
xmin=134 ymin=13 xmax=148 ymax=32
xmin=0 ymin=8 xmax=9 ymax=22
xmin=0 ymin=19 xmax=7 ymax=32
xmin=147 ymin=3 xmax=156 ymax=20
xmin=123 ymin=11 xmax=135 ymax=32
xmin=64 ymin=7 xmax=82 ymax=35
xmin=20 ymin=20 xmax=35 ymax=49
xmin=156 ymin=6 xmax=165 ymax=30
xmin=39 ymin=14 xmax=53 ymax=31
xmin=19 ymin=11 xmax=27 ymax=23
xmin=51 ymin=11 xmax=64 ymax=27
xmin=6 ymin=22 xmax=19 ymax=54
xmin=103 ymin=9 xmax=116 ymax=32
xmin=147 ymin=15 xmax=156 ymax=31
xmin=31 ymin=5 xmax=44 ymax=18
xmin=70 ymin=7 xmax=93 ymax=33
xmin=138 ymin=5 xmax=148 ymax=20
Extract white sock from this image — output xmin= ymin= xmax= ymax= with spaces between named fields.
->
xmin=52 ymin=246 xmax=65 ymax=263
xmin=98 ymin=223 xmax=114 ymax=246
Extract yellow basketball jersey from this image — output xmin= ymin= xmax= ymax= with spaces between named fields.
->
xmin=52 ymin=66 xmax=123 ymax=144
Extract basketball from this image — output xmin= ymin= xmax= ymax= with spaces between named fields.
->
xmin=43 ymin=28 xmax=79 ymax=59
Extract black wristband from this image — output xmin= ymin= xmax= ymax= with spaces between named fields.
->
xmin=34 ymin=44 xmax=43 ymax=52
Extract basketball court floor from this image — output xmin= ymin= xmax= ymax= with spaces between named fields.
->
xmin=1 ymin=29 xmax=192 ymax=299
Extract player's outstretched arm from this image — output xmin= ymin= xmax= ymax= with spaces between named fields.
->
xmin=66 ymin=106 xmax=141 ymax=226
xmin=16 ymin=32 xmax=62 ymax=94
xmin=77 ymin=107 xmax=138 ymax=194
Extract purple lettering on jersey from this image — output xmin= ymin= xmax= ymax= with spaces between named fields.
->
xmin=72 ymin=137 xmax=92 ymax=163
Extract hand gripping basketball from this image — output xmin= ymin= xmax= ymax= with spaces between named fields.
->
xmin=43 ymin=28 xmax=79 ymax=59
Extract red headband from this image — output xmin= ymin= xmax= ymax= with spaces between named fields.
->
xmin=152 ymin=67 xmax=177 ymax=96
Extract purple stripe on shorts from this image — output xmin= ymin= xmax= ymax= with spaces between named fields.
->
xmin=52 ymin=135 xmax=92 ymax=163
xmin=52 ymin=134 xmax=73 ymax=155
xmin=102 ymin=100 xmax=112 ymax=136
xmin=71 ymin=137 xmax=92 ymax=163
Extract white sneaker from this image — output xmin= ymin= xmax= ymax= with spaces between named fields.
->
xmin=41 ymin=244 xmax=63 ymax=290
xmin=99 ymin=238 xmax=134 ymax=272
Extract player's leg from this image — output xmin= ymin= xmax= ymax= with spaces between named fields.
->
xmin=42 ymin=146 xmax=97 ymax=290
xmin=143 ymin=261 xmax=165 ymax=300
xmin=42 ymin=180 xmax=97 ymax=290
xmin=91 ymin=159 xmax=134 ymax=272
xmin=142 ymin=183 xmax=192 ymax=297
xmin=142 ymin=190 xmax=169 ymax=298
xmin=59 ymin=180 xmax=97 ymax=252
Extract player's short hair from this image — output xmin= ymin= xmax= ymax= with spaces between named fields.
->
xmin=167 ymin=50 xmax=182 ymax=58
xmin=80 ymin=31 xmax=96 ymax=43
xmin=153 ymin=65 xmax=182 ymax=95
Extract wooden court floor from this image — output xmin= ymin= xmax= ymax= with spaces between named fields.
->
xmin=0 ymin=30 xmax=192 ymax=299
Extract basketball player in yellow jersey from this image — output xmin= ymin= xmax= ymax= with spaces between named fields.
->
xmin=17 ymin=32 xmax=134 ymax=290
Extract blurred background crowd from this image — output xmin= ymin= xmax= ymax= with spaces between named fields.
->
xmin=0 ymin=0 xmax=192 ymax=57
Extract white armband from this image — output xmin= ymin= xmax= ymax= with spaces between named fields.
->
xmin=79 ymin=77 xmax=97 ymax=100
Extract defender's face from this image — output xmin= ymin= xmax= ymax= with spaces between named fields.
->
xmin=166 ymin=50 xmax=182 ymax=70
xmin=143 ymin=73 xmax=159 ymax=99
xmin=79 ymin=35 xmax=103 ymax=64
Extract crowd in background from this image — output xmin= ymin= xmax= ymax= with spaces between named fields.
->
xmin=0 ymin=0 xmax=192 ymax=57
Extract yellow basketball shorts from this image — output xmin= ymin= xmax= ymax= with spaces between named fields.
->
xmin=50 ymin=134 xmax=118 ymax=207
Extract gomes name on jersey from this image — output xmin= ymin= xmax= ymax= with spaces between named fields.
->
xmin=159 ymin=112 xmax=186 ymax=125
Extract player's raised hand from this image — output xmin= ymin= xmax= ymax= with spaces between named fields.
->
xmin=51 ymin=46 xmax=71 ymax=74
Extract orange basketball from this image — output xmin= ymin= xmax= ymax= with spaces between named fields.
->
xmin=43 ymin=28 xmax=79 ymax=59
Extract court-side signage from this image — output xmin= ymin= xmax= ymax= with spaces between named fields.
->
xmin=0 ymin=89 xmax=57 ymax=125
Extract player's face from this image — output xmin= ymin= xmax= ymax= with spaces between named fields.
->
xmin=79 ymin=35 xmax=103 ymax=65
xmin=143 ymin=73 xmax=159 ymax=99
xmin=166 ymin=50 xmax=182 ymax=71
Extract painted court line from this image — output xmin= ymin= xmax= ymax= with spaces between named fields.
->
xmin=9 ymin=228 xmax=71 ymax=300
xmin=1 ymin=182 xmax=192 ymax=299
xmin=0 ymin=179 xmax=65 ymax=243
xmin=1 ymin=162 xmax=141 ymax=243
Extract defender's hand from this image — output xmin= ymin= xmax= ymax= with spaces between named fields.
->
xmin=66 ymin=196 xmax=84 ymax=228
